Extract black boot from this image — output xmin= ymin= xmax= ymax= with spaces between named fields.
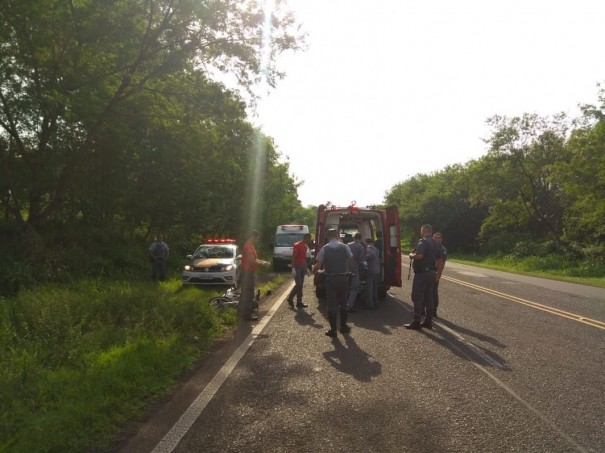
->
xmin=325 ymin=312 xmax=338 ymax=337
xmin=421 ymin=316 xmax=433 ymax=329
xmin=404 ymin=316 xmax=422 ymax=330
xmin=339 ymin=308 xmax=351 ymax=334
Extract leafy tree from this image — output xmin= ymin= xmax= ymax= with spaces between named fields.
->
xmin=556 ymin=90 xmax=605 ymax=244
xmin=0 ymin=0 xmax=303 ymax=231
xmin=386 ymin=165 xmax=485 ymax=252
xmin=479 ymin=113 xmax=570 ymax=242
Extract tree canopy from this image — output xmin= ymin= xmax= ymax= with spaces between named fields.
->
xmin=386 ymin=86 xmax=605 ymax=256
xmin=0 ymin=0 xmax=305 ymax=233
xmin=0 ymin=0 xmax=311 ymax=230
xmin=0 ymin=1 xmax=314 ymax=292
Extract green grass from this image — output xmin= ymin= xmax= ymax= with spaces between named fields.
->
xmin=451 ymin=255 xmax=605 ymax=288
xmin=0 ymin=279 xmax=236 ymax=452
xmin=0 ymin=269 xmax=288 ymax=452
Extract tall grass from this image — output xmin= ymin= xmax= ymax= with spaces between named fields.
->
xmin=452 ymin=254 xmax=605 ymax=288
xmin=0 ymin=279 xmax=234 ymax=452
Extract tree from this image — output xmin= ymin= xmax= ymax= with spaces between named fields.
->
xmin=556 ymin=89 xmax=605 ymax=244
xmin=0 ymin=0 xmax=303 ymax=231
xmin=480 ymin=113 xmax=570 ymax=242
xmin=385 ymin=165 xmax=485 ymax=252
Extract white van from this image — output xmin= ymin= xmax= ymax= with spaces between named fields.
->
xmin=272 ymin=225 xmax=312 ymax=271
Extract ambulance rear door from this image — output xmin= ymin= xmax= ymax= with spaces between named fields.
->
xmin=385 ymin=206 xmax=402 ymax=287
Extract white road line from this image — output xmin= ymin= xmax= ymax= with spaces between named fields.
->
xmin=437 ymin=322 xmax=507 ymax=370
xmin=151 ymin=282 xmax=295 ymax=453
xmin=394 ymin=298 xmax=506 ymax=369
xmin=465 ymin=358 xmax=589 ymax=453
xmin=394 ymin=298 xmax=588 ymax=453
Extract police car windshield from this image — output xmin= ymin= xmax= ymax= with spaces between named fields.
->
xmin=195 ymin=246 xmax=234 ymax=259
xmin=275 ymin=233 xmax=305 ymax=247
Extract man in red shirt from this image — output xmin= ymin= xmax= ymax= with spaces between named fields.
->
xmin=239 ymin=230 xmax=269 ymax=321
xmin=287 ymin=233 xmax=312 ymax=308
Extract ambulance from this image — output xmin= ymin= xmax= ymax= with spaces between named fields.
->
xmin=272 ymin=224 xmax=312 ymax=271
xmin=313 ymin=203 xmax=402 ymax=299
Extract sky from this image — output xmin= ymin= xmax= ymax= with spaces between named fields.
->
xmin=254 ymin=0 xmax=605 ymax=208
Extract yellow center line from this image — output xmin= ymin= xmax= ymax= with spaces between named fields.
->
xmin=442 ymin=275 xmax=605 ymax=330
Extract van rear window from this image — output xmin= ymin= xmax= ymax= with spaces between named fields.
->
xmin=275 ymin=233 xmax=305 ymax=247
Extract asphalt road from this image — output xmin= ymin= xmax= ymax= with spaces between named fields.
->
xmin=118 ymin=261 xmax=605 ymax=453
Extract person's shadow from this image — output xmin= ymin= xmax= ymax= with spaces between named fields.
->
xmin=323 ymin=335 xmax=382 ymax=382
xmin=293 ymin=308 xmax=324 ymax=330
xmin=437 ymin=317 xmax=506 ymax=349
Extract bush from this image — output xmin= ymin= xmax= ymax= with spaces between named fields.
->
xmin=480 ymin=231 xmax=534 ymax=255
xmin=582 ymin=243 xmax=605 ymax=263
xmin=0 ymin=224 xmax=157 ymax=296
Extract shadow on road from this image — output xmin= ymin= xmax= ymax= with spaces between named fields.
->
xmin=323 ymin=334 xmax=382 ymax=382
xmin=437 ymin=317 xmax=507 ymax=348
xmin=312 ymin=292 xmax=407 ymax=336
xmin=292 ymin=306 xmax=324 ymax=330
xmin=421 ymin=326 xmax=511 ymax=371
xmin=383 ymin=295 xmax=510 ymax=371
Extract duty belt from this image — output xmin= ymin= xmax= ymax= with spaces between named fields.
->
xmin=415 ymin=267 xmax=435 ymax=273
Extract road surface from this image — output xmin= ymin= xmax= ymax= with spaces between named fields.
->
xmin=118 ymin=260 xmax=605 ymax=452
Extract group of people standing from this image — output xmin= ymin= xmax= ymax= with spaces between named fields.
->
xmin=149 ymin=224 xmax=447 ymax=335
xmin=311 ymin=224 xmax=447 ymax=338
xmin=405 ymin=224 xmax=447 ymax=330
xmin=345 ymin=233 xmax=381 ymax=312
xmin=311 ymin=229 xmax=384 ymax=338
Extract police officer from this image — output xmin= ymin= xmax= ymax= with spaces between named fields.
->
xmin=405 ymin=224 xmax=441 ymax=329
xmin=313 ymin=229 xmax=353 ymax=338
xmin=432 ymin=232 xmax=447 ymax=318
xmin=148 ymin=234 xmax=169 ymax=281
xmin=345 ymin=232 xmax=365 ymax=312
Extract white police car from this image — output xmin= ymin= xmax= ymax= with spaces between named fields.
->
xmin=182 ymin=239 xmax=241 ymax=286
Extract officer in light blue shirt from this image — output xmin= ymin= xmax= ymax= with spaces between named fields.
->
xmin=313 ymin=229 xmax=353 ymax=338
xmin=346 ymin=233 xmax=365 ymax=312
xmin=364 ymin=238 xmax=381 ymax=309
xmin=149 ymin=234 xmax=169 ymax=281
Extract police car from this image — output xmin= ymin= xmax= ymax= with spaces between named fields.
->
xmin=182 ymin=239 xmax=241 ymax=286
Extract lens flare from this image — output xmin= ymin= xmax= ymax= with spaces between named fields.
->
xmin=245 ymin=0 xmax=274 ymax=234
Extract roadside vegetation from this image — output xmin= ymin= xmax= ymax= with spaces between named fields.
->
xmin=1 ymin=279 xmax=227 ymax=452
xmin=451 ymin=254 xmax=605 ymax=288
xmin=0 ymin=260 xmax=285 ymax=452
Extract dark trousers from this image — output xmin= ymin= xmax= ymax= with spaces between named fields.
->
xmin=238 ymin=268 xmax=256 ymax=317
xmin=412 ymin=271 xmax=435 ymax=320
xmin=365 ymin=272 xmax=379 ymax=308
xmin=434 ymin=279 xmax=441 ymax=315
xmin=288 ymin=265 xmax=307 ymax=303
xmin=325 ymin=274 xmax=349 ymax=330
xmin=152 ymin=258 xmax=166 ymax=281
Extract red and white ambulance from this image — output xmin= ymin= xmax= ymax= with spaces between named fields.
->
xmin=313 ymin=203 xmax=402 ymax=299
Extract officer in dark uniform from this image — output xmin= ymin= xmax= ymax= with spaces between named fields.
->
xmin=432 ymin=232 xmax=447 ymax=318
xmin=405 ymin=224 xmax=442 ymax=329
